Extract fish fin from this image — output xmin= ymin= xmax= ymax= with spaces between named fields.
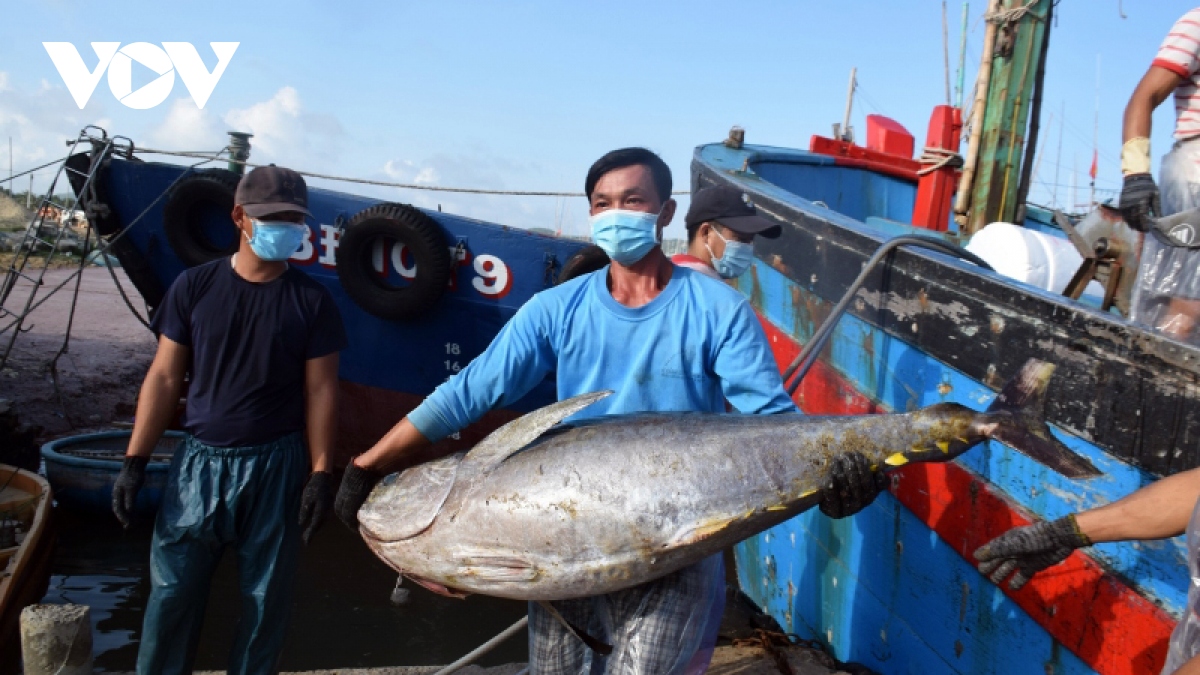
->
xmin=537 ymin=601 xmax=614 ymax=656
xmin=358 ymin=453 xmax=461 ymax=542
xmin=407 ymin=575 xmax=471 ymax=599
xmin=458 ymin=556 xmax=539 ymax=582
xmin=983 ymin=359 xmax=1101 ymax=479
xmin=462 ymin=390 xmax=613 ymax=473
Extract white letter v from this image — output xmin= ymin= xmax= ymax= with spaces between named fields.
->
xmin=43 ymin=42 xmax=120 ymax=109
xmin=163 ymin=42 xmax=239 ymax=109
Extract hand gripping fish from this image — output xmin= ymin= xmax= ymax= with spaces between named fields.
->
xmin=357 ymin=359 xmax=1099 ymax=602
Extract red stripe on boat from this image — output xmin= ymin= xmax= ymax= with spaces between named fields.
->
xmin=755 ymin=314 xmax=1174 ymax=675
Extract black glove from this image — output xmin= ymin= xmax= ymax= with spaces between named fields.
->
xmin=298 ymin=471 xmax=334 ymax=545
xmin=334 ymin=461 xmax=381 ymax=529
xmin=112 ymin=455 xmax=149 ymax=529
xmin=819 ymin=451 xmax=888 ymax=519
xmin=1119 ymin=173 xmax=1161 ymax=232
xmin=973 ymin=515 xmax=1091 ymax=590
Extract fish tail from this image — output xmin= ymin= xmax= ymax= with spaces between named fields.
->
xmin=981 ymin=359 xmax=1101 ymax=479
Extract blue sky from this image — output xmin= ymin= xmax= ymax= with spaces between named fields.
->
xmin=0 ymin=1 xmax=1191 ymax=239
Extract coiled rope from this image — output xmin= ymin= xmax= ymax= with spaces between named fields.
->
xmin=917 ymin=147 xmax=965 ymax=176
xmin=985 ymin=0 xmax=1042 ymax=25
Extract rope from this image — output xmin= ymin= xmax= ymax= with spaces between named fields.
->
xmin=0 ymin=156 xmax=71 ymax=186
xmin=916 ymin=147 xmax=965 ymax=176
xmin=0 ymin=145 xmax=228 ymax=338
xmin=985 ymin=0 xmax=1041 ymax=25
xmin=429 ymin=616 xmax=528 ymax=675
xmin=131 ymin=147 xmax=692 ymax=197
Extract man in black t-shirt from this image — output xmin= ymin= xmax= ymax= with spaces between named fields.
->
xmin=112 ymin=165 xmax=347 ymax=675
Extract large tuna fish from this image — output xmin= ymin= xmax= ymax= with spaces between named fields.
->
xmin=357 ymin=359 xmax=1099 ymax=602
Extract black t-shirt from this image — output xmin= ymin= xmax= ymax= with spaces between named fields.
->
xmin=150 ymin=258 xmax=348 ymax=447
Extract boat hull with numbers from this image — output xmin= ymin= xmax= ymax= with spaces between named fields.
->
xmin=78 ymin=154 xmax=588 ymax=464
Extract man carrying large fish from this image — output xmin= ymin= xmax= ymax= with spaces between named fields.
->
xmin=333 ymin=147 xmax=889 ymax=674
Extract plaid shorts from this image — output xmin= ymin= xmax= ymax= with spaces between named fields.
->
xmin=527 ymin=555 xmax=722 ymax=675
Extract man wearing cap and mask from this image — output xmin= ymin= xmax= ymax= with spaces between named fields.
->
xmin=672 ymin=185 xmax=781 ymax=280
xmin=111 ymin=165 xmax=347 ymax=675
xmin=334 ymin=147 xmax=884 ymax=674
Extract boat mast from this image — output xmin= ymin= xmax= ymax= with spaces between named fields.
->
xmin=837 ymin=68 xmax=857 ymax=143
xmin=956 ymin=0 xmax=1054 ymax=235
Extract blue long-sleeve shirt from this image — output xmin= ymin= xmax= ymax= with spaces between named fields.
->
xmin=409 ymin=265 xmax=797 ymax=442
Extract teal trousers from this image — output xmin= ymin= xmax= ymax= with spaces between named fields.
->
xmin=136 ymin=432 xmax=307 ymax=675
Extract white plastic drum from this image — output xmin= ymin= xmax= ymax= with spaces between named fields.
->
xmin=964 ymin=222 xmax=1104 ymax=298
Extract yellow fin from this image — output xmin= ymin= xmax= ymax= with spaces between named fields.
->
xmin=884 ymin=453 xmax=909 ymax=467
xmin=767 ymin=504 xmax=788 ymax=511
xmin=936 ymin=440 xmax=950 ymax=454
xmin=799 ymin=488 xmax=819 ymax=498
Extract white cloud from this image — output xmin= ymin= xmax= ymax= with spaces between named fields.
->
xmin=0 ymin=72 xmax=108 ymax=194
xmin=146 ymin=98 xmax=221 ymax=151
xmin=223 ymin=86 xmax=343 ymax=169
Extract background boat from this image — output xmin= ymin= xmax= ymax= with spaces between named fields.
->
xmin=0 ymin=463 xmax=54 ymax=673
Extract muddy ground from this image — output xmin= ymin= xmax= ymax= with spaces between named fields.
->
xmin=0 ymin=266 xmax=155 ymax=466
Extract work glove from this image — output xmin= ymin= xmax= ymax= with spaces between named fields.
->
xmin=334 ymin=461 xmax=381 ymax=529
xmin=973 ymin=515 xmax=1091 ymax=590
xmin=1119 ymin=173 xmax=1160 ymax=232
xmin=819 ymin=451 xmax=888 ymax=519
xmin=111 ymin=455 xmax=149 ymax=529
xmin=298 ymin=470 xmax=334 ymax=545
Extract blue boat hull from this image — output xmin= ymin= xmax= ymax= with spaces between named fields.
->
xmin=90 ymin=157 xmax=587 ymax=463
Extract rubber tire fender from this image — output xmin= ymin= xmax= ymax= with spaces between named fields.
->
xmin=336 ymin=203 xmax=452 ymax=320
xmin=162 ymin=170 xmax=242 ymax=267
xmin=556 ymin=244 xmax=610 ymax=285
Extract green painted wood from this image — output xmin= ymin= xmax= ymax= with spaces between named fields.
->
xmin=965 ymin=0 xmax=1052 ymax=234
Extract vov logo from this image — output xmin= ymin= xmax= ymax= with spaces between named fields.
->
xmin=43 ymin=42 xmax=239 ymax=110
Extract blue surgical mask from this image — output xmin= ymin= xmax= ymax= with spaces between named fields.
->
xmin=589 ymin=209 xmax=660 ymax=265
xmin=245 ymin=219 xmax=307 ymax=261
xmin=706 ymin=227 xmax=755 ymax=279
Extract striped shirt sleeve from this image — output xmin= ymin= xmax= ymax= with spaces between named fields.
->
xmin=1154 ymin=9 xmax=1200 ymax=78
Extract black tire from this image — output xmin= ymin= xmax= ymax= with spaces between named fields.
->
xmin=163 ymin=170 xmax=242 ymax=267
xmin=557 ymin=244 xmax=610 ymax=285
xmin=336 ymin=203 xmax=452 ymax=320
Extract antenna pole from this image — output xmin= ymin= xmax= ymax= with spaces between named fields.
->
xmin=841 ymin=67 xmax=857 ymax=142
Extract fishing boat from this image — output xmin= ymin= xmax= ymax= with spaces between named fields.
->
xmin=51 ymin=135 xmax=588 ymax=465
xmin=694 ymin=2 xmax=1193 ymax=674
xmin=40 ymin=431 xmax=184 ymax=513
xmin=0 ymin=464 xmax=54 ymax=670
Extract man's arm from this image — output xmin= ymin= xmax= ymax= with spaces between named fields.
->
xmin=304 ymin=352 xmax=339 ymax=473
xmin=1076 ymin=466 xmax=1200 ymax=543
xmin=1120 ymin=66 xmax=1183 ymax=232
xmin=975 ymin=467 xmax=1200 ymax=590
xmin=1176 ymin=653 xmax=1200 ymax=675
xmin=127 ymin=335 xmax=190 ymax=458
xmin=297 ymin=351 xmax=339 ymax=543
xmin=113 ymin=335 xmax=189 ymax=527
xmin=1123 ymin=66 xmax=1182 ymax=143
xmin=335 ymin=296 xmax=557 ymax=527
